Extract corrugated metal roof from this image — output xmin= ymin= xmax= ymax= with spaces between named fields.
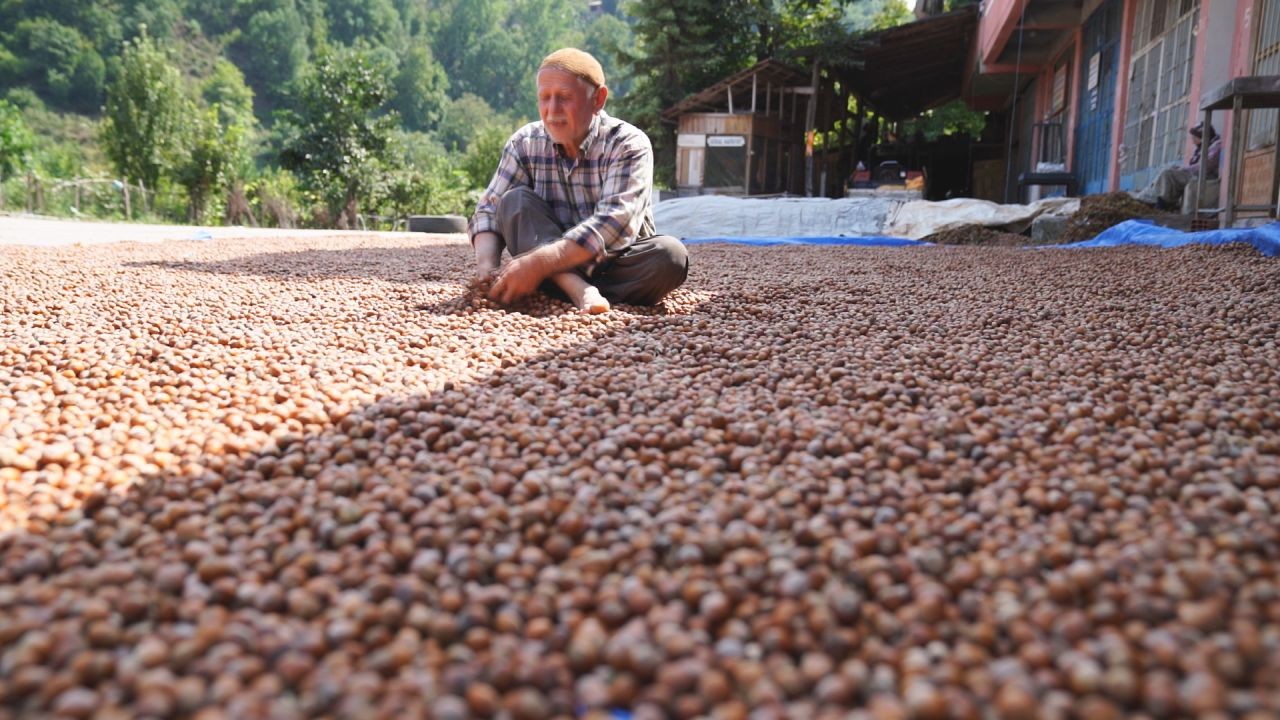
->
xmin=825 ymin=6 xmax=979 ymax=120
xmin=660 ymin=58 xmax=812 ymax=122
xmin=663 ymin=7 xmax=979 ymax=123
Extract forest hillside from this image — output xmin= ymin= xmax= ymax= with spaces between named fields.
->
xmin=0 ymin=0 xmax=920 ymax=228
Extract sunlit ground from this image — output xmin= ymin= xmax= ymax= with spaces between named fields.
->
xmin=1 ymin=234 xmax=1278 ymax=719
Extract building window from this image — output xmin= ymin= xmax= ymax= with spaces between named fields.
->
xmin=1120 ymin=0 xmax=1199 ymax=188
xmin=1250 ymin=0 xmax=1280 ymax=148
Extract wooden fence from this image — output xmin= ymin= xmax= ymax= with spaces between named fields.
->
xmin=3 ymin=175 xmax=151 ymax=219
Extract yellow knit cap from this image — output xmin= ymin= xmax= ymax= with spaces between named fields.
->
xmin=539 ymin=48 xmax=606 ymax=89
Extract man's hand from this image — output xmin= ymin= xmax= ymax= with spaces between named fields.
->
xmin=489 ymin=253 xmax=549 ymax=303
xmin=488 ymin=239 xmax=595 ymax=304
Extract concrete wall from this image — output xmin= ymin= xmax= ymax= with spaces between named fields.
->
xmin=980 ymin=0 xmax=1025 ymax=65
xmin=1199 ymin=0 xmax=1236 ymax=99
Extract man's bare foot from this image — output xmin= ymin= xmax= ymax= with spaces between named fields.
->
xmin=551 ymin=271 xmax=610 ymax=314
xmin=577 ymin=286 xmax=610 ymax=314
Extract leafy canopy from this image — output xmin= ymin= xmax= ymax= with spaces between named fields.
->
xmin=100 ymin=30 xmax=189 ymax=191
xmin=278 ymin=44 xmax=399 ymax=226
xmin=0 ymin=99 xmax=35 ymax=180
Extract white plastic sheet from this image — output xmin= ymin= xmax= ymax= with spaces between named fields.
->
xmin=885 ymin=197 xmax=1080 ymax=240
xmin=654 ymin=195 xmax=1081 ymax=241
xmin=654 ymin=196 xmax=899 ymax=239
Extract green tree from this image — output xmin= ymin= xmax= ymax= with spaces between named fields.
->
xmin=435 ymin=93 xmax=511 ymax=153
xmin=391 ymin=45 xmax=450 ymax=132
xmin=460 ymin=122 xmax=513 ymax=189
xmin=176 ymin=105 xmax=250 ymax=222
xmin=503 ymin=0 xmax=587 ymax=111
xmin=388 ymin=131 xmax=474 ymax=215
xmin=7 ymin=18 xmax=106 ymax=112
xmin=0 ymin=100 xmax=35 ymax=209
xmin=202 ymin=58 xmax=256 ymax=132
xmin=425 ymin=0 xmax=585 ymax=116
xmin=841 ymin=0 xmax=911 ymax=31
xmin=324 ymin=0 xmax=403 ymax=46
xmin=459 ymin=27 xmax=532 ymax=114
xmin=870 ymin=0 xmax=913 ymax=30
xmin=101 ymin=31 xmax=189 ymax=195
xmin=0 ymin=1 xmax=124 ymax=58
xmin=121 ymin=0 xmax=184 ymax=40
xmin=181 ymin=61 xmax=257 ymax=222
xmin=0 ymin=42 xmax=22 ymax=92
xmin=902 ymin=100 xmax=987 ymax=141
xmin=185 ymin=0 xmax=243 ymax=37
xmin=426 ymin=0 xmax=508 ymax=96
xmin=582 ymin=12 xmax=635 ymax=99
xmin=616 ymin=0 xmax=730 ymax=185
xmin=279 ymin=45 xmax=399 ymax=228
xmin=234 ymin=0 xmax=310 ymax=112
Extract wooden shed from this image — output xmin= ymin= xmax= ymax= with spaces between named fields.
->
xmin=662 ymin=59 xmax=840 ymax=197
xmin=662 ymin=9 xmax=980 ymax=199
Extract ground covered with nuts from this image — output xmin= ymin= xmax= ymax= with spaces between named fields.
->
xmin=2 ymin=235 xmax=1279 ymax=720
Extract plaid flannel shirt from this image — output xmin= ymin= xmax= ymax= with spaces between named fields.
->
xmin=468 ymin=111 xmax=657 ymax=272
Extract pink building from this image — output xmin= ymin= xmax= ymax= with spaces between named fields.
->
xmin=965 ymin=0 xmax=1279 ymax=218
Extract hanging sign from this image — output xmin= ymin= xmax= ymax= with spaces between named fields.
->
xmin=678 ymin=133 xmax=706 ymax=148
xmin=1052 ymin=64 xmax=1068 ymax=113
xmin=707 ymin=135 xmax=747 ymax=148
xmin=1087 ymin=52 xmax=1102 ymax=111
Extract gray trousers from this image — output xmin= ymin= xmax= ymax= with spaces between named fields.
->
xmin=496 ymin=187 xmax=689 ymax=306
xmin=1132 ymin=165 xmax=1192 ymax=208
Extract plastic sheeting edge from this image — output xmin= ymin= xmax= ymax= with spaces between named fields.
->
xmin=681 ymin=236 xmax=929 ymax=247
xmin=1055 ymin=219 xmax=1280 ymax=257
xmin=681 ymin=220 xmax=1280 ymax=257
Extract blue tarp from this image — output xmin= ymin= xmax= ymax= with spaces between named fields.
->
xmin=1058 ymin=219 xmax=1280 ymax=257
xmin=682 ymin=220 xmax=1280 ymax=257
xmin=681 ymin=236 xmax=929 ymax=247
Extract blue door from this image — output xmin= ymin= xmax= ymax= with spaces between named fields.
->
xmin=1074 ymin=0 xmax=1122 ymax=194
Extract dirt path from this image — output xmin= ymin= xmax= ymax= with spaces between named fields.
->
xmin=0 ymin=215 xmax=430 ymax=247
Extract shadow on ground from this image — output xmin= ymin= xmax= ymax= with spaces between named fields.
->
xmin=125 ymin=244 xmax=475 ymax=285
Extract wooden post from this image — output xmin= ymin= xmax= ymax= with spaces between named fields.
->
xmin=856 ymin=108 xmax=866 ymax=167
xmin=839 ymin=86 xmax=852 ymax=194
xmin=766 ymin=82 xmax=772 ymax=116
xmin=1225 ymin=95 xmax=1243 ymax=228
xmin=1271 ymin=108 xmax=1280 ymax=221
xmin=123 ymin=180 xmax=132 ymax=220
xmin=804 ymin=62 xmax=819 ymax=197
xmin=761 ymin=139 xmax=770 ymax=193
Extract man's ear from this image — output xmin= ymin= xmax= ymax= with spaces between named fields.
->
xmin=593 ymin=85 xmax=609 ymax=112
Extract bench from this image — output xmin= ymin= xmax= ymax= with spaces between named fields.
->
xmin=1017 ymin=171 xmax=1079 ymax=197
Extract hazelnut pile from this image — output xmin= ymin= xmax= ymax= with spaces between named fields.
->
xmin=1 ymin=236 xmax=1278 ymax=719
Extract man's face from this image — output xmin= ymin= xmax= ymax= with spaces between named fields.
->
xmin=537 ymin=67 xmax=605 ymax=152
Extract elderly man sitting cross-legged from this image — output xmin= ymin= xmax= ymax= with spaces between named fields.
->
xmin=468 ymin=48 xmax=689 ymax=314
